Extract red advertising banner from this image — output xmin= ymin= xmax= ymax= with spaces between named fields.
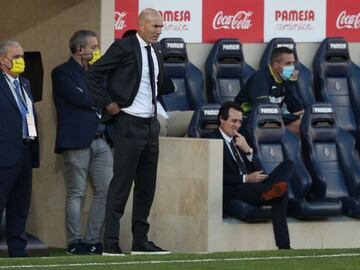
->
xmin=202 ymin=0 xmax=264 ymax=43
xmin=114 ymin=0 xmax=139 ymax=39
xmin=327 ymin=0 xmax=360 ymax=41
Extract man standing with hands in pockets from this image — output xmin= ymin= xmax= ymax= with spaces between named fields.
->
xmin=86 ymin=8 xmax=174 ymax=255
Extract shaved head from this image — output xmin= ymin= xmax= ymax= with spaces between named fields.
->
xmin=137 ymin=8 xmax=163 ymax=44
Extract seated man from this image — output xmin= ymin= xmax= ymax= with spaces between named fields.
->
xmin=207 ymin=101 xmax=295 ymax=249
xmin=235 ymin=47 xmax=304 ymax=135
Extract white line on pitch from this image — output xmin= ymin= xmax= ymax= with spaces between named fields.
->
xmin=0 ymin=253 xmax=359 ymax=269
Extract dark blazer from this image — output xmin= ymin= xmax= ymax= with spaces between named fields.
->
xmin=207 ymin=129 xmax=256 ymax=187
xmin=86 ymin=35 xmax=174 ymax=120
xmin=52 ymin=57 xmax=101 ymax=153
xmin=0 ymin=74 xmax=39 ymax=168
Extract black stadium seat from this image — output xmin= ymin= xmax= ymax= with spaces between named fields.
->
xmin=159 ymin=38 xmax=205 ymax=111
xmin=260 ymin=37 xmax=315 ymax=108
xmin=312 ymin=37 xmax=360 ymax=137
xmin=300 ymin=103 xmax=360 ymax=218
xmin=246 ymin=104 xmax=342 ymax=219
xmin=206 ymin=38 xmax=255 ymax=104
xmin=187 ymin=104 xmax=221 ymax=138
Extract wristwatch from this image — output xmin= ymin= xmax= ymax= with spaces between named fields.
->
xmin=245 ymin=148 xmax=253 ymax=155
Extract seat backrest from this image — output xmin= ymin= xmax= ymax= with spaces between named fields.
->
xmin=187 ymin=104 xmax=221 ymax=138
xmin=205 ymin=38 xmax=255 ymax=104
xmin=160 ymin=38 xmax=204 ymax=111
xmin=300 ymin=103 xmax=350 ymax=199
xmin=260 ymin=37 xmax=314 ymax=107
xmin=312 ymin=37 xmax=360 ymax=134
xmin=247 ymin=104 xmax=312 ymax=199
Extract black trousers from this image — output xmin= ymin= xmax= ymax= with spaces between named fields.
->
xmin=225 ymin=160 xmax=295 ymax=247
xmin=104 ymin=112 xmax=160 ymax=248
xmin=0 ymin=143 xmax=33 ymax=257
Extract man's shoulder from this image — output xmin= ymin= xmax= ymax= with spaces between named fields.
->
xmin=204 ymin=129 xmax=222 ymax=139
xmin=52 ymin=58 xmax=74 ymax=74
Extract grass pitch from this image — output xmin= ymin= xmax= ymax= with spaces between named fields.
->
xmin=0 ymin=248 xmax=359 ymax=270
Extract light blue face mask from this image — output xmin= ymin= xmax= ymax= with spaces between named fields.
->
xmin=281 ymin=65 xmax=295 ymax=80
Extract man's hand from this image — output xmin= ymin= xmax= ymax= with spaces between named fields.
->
xmin=290 ymin=69 xmax=299 ymax=81
xmin=233 ymin=130 xmax=252 ymax=153
xmin=106 ymin=102 xmax=121 ymax=115
xmin=245 ymin=170 xmax=268 ymax=183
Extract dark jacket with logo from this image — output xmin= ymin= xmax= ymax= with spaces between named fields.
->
xmin=235 ymin=66 xmax=303 ymax=114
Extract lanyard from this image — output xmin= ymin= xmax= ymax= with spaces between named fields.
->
xmin=2 ymin=72 xmax=29 ymax=112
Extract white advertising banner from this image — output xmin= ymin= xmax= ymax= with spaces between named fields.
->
xmin=264 ymin=0 xmax=326 ymax=42
xmin=139 ymin=0 xmax=202 ymax=42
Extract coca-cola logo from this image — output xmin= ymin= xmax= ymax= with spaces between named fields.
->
xmin=159 ymin=10 xmax=191 ymax=22
xmin=275 ymin=10 xmax=315 ymax=21
xmin=212 ymin=11 xmax=253 ymax=30
xmin=114 ymin=11 xmax=127 ymax=30
xmin=336 ymin=11 xmax=360 ymax=29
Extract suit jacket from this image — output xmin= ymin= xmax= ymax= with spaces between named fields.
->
xmin=207 ymin=129 xmax=256 ymax=187
xmin=86 ymin=35 xmax=174 ymax=121
xmin=0 ymin=73 xmax=39 ymax=168
xmin=52 ymin=57 xmax=101 ymax=153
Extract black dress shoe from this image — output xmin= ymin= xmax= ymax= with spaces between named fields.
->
xmin=102 ymin=245 xmax=125 ymax=256
xmin=131 ymin=241 xmax=170 ymax=255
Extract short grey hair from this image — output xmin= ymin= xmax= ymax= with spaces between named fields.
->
xmin=69 ymin=30 xmax=97 ymax=54
xmin=0 ymin=40 xmax=21 ymax=56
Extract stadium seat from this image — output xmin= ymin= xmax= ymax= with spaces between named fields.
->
xmin=260 ymin=37 xmax=315 ymax=108
xmin=159 ymin=38 xmax=205 ymax=111
xmin=300 ymin=103 xmax=360 ymax=218
xmin=187 ymin=104 xmax=221 ymax=138
xmin=205 ymin=38 xmax=255 ymax=104
xmin=312 ymin=37 xmax=360 ymax=137
xmin=246 ymin=104 xmax=342 ymax=219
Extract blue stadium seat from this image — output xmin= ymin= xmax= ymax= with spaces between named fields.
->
xmin=259 ymin=37 xmax=315 ymax=108
xmin=187 ymin=104 xmax=221 ymax=138
xmin=300 ymin=103 xmax=360 ymax=218
xmin=246 ymin=104 xmax=342 ymax=219
xmin=206 ymin=38 xmax=255 ymax=104
xmin=159 ymin=38 xmax=205 ymax=111
xmin=312 ymin=37 xmax=360 ymax=136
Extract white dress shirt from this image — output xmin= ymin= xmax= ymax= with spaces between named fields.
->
xmin=122 ymin=33 xmax=159 ymax=118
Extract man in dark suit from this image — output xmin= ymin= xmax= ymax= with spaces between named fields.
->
xmin=0 ymin=41 xmax=39 ymax=257
xmin=207 ymin=102 xmax=294 ymax=249
xmin=52 ymin=30 xmax=113 ymax=255
xmin=86 ymin=9 xmax=174 ymax=255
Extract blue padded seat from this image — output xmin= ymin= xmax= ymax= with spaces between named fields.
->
xmin=159 ymin=38 xmax=205 ymax=111
xmin=246 ymin=104 xmax=342 ymax=219
xmin=187 ymin=104 xmax=221 ymax=138
xmin=260 ymin=37 xmax=315 ymax=108
xmin=301 ymin=103 xmax=360 ymax=218
xmin=312 ymin=37 xmax=360 ymax=136
xmin=206 ymin=38 xmax=255 ymax=104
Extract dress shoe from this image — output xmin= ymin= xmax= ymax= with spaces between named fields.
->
xmin=102 ymin=245 xmax=125 ymax=256
xmin=261 ymin=181 xmax=288 ymax=201
xmin=131 ymin=241 xmax=170 ymax=255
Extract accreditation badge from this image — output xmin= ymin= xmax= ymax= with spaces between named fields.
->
xmin=26 ymin=113 xmax=37 ymax=137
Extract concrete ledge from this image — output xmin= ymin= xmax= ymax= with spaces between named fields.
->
xmin=27 ymin=137 xmax=360 ymax=251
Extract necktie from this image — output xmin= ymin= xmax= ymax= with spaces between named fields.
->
xmin=145 ymin=45 xmax=157 ymax=116
xmin=230 ymin=139 xmax=247 ymax=174
xmin=13 ymin=79 xmax=29 ymax=138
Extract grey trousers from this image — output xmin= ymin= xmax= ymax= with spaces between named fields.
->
xmin=158 ymin=110 xmax=194 ymax=137
xmin=63 ymin=138 xmax=113 ymax=244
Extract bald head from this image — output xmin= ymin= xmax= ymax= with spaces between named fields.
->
xmin=137 ymin=8 xmax=163 ymax=44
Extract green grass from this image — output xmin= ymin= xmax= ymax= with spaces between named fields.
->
xmin=0 ymin=248 xmax=359 ymax=270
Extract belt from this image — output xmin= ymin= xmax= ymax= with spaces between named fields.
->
xmin=94 ymin=132 xmax=104 ymax=140
xmin=23 ymin=139 xmax=34 ymax=145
